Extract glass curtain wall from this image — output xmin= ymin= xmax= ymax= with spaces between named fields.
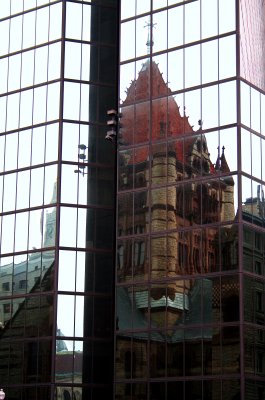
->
xmin=116 ymin=0 xmax=265 ymax=399
xmin=0 ymin=1 xmax=118 ymax=399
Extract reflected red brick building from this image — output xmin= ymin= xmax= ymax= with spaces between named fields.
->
xmin=115 ymin=60 xmax=243 ymax=400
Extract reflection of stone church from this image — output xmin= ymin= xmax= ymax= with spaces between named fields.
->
xmin=115 ymin=61 xmax=265 ymax=399
xmin=118 ymin=60 xmax=235 ymax=283
xmin=117 ymin=59 xmax=235 ymax=310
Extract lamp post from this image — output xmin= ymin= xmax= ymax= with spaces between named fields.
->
xmin=0 ymin=389 xmax=5 ymax=399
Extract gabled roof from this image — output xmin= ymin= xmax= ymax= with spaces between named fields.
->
xmin=121 ymin=61 xmax=193 ymax=150
xmin=120 ymin=60 xmax=230 ymax=180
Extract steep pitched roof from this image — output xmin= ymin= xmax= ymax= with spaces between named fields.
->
xmin=121 ymin=61 xmax=193 ymax=152
xmin=120 ymin=60 xmax=218 ymax=177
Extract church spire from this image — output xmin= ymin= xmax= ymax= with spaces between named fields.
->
xmin=144 ymin=19 xmax=156 ymax=54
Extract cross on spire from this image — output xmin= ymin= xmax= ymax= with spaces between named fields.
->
xmin=144 ymin=20 xmax=157 ymax=54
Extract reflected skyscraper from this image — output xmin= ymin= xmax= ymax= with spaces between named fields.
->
xmin=1 ymin=1 xmax=265 ymax=400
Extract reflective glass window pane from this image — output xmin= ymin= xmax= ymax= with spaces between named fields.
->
xmin=219 ymin=0 xmax=236 ymax=34
xmin=153 ymin=11 xmax=167 ymax=53
xmin=10 ymin=15 xmax=23 ymax=53
xmin=1 ymin=213 xmax=15 ymax=254
xmin=16 ymin=170 xmax=30 ymax=210
xmin=49 ymin=3 xmax=62 ymax=41
xmin=168 ymin=5 xmax=183 ymax=48
xmin=57 ymin=294 xmax=75 ymax=337
xmin=262 ymin=137 xmax=265 ymax=181
xmin=62 ymin=122 xmax=79 ymax=162
xmin=65 ymin=41 xmax=81 ymax=79
xmin=47 ymin=82 xmax=60 ymax=121
xmin=0 ymin=176 xmax=3 ymax=213
xmin=201 ymin=0 xmax=218 ymax=39
xmin=185 ymin=44 xmax=200 ymax=88
xmin=6 ymin=93 xmax=20 ymax=131
xmin=220 ymin=81 xmax=237 ymax=126
xmin=0 ymin=20 xmax=9 ymax=57
xmin=252 ymin=133 xmax=261 ymax=180
xmin=76 ymin=251 xmax=86 ymax=292
xmin=48 ymin=42 xmax=61 ymax=81
xmin=218 ymin=127 xmax=238 ymax=172
xmin=60 ymin=206 xmax=77 ymax=247
xmin=29 ymin=207 xmax=56 ymax=249
xmin=0 ymin=57 xmax=8 ymax=93
xmin=185 ymin=1 xmax=200 ymax=44
xmin=36 ymin=7 xmax=49 ymax=45
xmin=11 ymin=0 xmax=23 ymax=14
xmin=58 ymin=250 xmax=76 ymax=292
xmin=8 ymin=53 xmax=21 ymax=92
xmin=168 ymin=49 xmax=183 ymax=91
xmin=75 ymin=295 xmax=84 ymax=336
xmin=15 ymin=211 xmax=29 ymax=252
xmin=80 ymin=43 xmax=90 ymax=81
xmin=30 ymin=168 xmax=45 ymax=208
xmin=261 ymin=93 xmax=265 ymax=135
xmin=241 ymin=81 xmax=251 ymax=128
xmin=202 ymin=85 xmax=218 ymax=129
xmin=34 ymin=46 xmax=48 ymax=85
xmin=136 ymin=0 xmax=150 ymax=15
xmin=185 ymin=89 xmax=202 ymax=130
xmin=0 ymin=97 xmax=7 ymax=133
xmin=0 ymin=136 xmax=4 ymax=173
xmin=80 ymin=83 xmax=89 ymax=122
xmin=45 ymin=123 xmax=59 ymax=163
xmin=31 ymin=126 xmax=45 ymax=166
xmin=23 ymin=0 xmax=37 ymax=12
xmin=43 ymin=165 xmax=58 ymax=205
xmin=33 ymin=86 xmax=47 ymax=125
xmin=20 ymin=89 xmax=34 ymax=128
xmin=66 ymin=2 xmax=82 ymax=40
xmin=4 ymin=132 xmax=18 ymax=172
xmin=120 ymin=20 xmax=135 ymax=61
xmin=219 ymin=35 xmax=236 ymax=80
xmin=121 ymin=0 xmax=135 ymax=19
xmin=64 ymin=82 xmax=80 ymax=120
xmin=23 ymin=10 xmax=36 ymax=49
xmin=3 ymin=172 xmax=16 ymax=212
xmin=202 ymin=40 xmax=218 ymax=84
xmin=21 ymin=50 xmax=34 ymax=88
xmin=251 ymin=87 xmax=261 ymax=133
xmin=0 ymin=2 xmax=10 ymax=20
xmin=82 ymin=5 xmax=92 ymax=41
xmin=61 ymin=164 xmax=79 ymax=204
xmin=17 ymin=130 xmax=31 ymax=168
xmin=242 ymin=176 xmax=252 ymax=211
